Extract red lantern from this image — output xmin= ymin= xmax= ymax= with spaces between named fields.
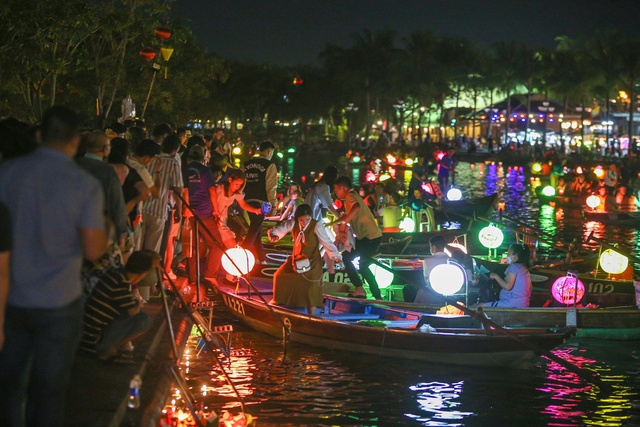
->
xmin=139 ymin=48 xmax=156 ymax=62
xmin=155 ymin=27 xmax=172 ymax=41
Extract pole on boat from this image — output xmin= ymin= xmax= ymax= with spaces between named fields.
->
xmin=367 ymin=257 xmax=604 ymax=387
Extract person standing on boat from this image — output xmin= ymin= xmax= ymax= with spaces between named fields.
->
xmin=438 ymin=146 xmax=457 ymax=195
xmin=481 ymin=244 xmax=532 ymax=308
xmin=268 ymin=204 xmax=342 ymax=315
xmin=333 ymin=176 xmax=383 ymax=300
xmin=305 ymin=165 xmax=341 ymax=222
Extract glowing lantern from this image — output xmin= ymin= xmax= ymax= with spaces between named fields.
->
xmin=531 ymin=163 xmax=542 ymax=174
xmin=551 ymin=275 xmax=585 ymax=305
xmin=405 ymin=158 xmax=414 ymax=166
xmin=599 ymin=249 xmax=629 ymax=275
xmin=429 ymin=261 xmax=465 ymax=295
xmin=446 ymin=188 xmax=462 ymax=201
xmin=541 ymin=186 xmax=556 ymax=197
xmin=386 ymin=154 xmax=396 ymax=164
xmin=586 ymin=195 xmax=600 ymax=209
xmin=369 ymin=264 xmax=394 ymax=289
xmin=333 ymin=199 xmax=343 ymax=210
xmin=594 ymin=166 xmax=605 ymax=179
xmin=478 ymin=225 xmax=504 ymax=249
xmin=232 ymin=146 xmax=242 ymax=155
xmin=155 ymin=27 xmax=172 ymax=41
xmin=400 ymin=217 xmax=415 ymax=232
xmin=160 ymin=47 xmax=174 ymax=78
xmin=379 ymin=173 xmax=391 ymax=182
xmin=352 ymin=155 xmax=361 ymax=163
xmin=221 ymin=247 xmax=255 ymax=276
xmin=139 ymin=48 xmax=156 ymax=62
xmin=576 ymin=166 xmax=584 ymax=174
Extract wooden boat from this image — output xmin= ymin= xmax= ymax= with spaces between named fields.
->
xmin=440 ymin=193 xmax=498 ymax=218
xmin=582 ymin=209 xmax=640 ymax=224
xmin=215 ymin=284 xmax=571 ymax=367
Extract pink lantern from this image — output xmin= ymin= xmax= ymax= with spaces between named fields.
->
xmin=551 ymin=274 xmax=585 ymax=305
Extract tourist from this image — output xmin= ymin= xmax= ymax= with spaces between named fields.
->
xmin=380 ymin=192 xmax=403 ymax=232
xmin=277 ymin=189 xmax=303 ymax=221
xmin=80 ymin=250 xmax=157 ymax=364
xmin=481 ymin=244 xmax=532 ymax=308
xmin=305 ymin=165 xmax=341 ymax=221
xmin=333 ymin=176 xmax=383 ymax=300
xmin=268 ymin=204 xmax=342 ymax=315
xmin=438 ymin=146 xmax=457 ymax=195
xmin=604 ymin=162 xmax=619 ymax=195
xmin=570 ymin=172 xmax=591 ymax=195
xmin=243 ymin=140 xmax=278 ymax=263
xmin=615 ymin=186 xmax=637 ymax=211
xmin=0 ymin=106 xmax=108 ymax=427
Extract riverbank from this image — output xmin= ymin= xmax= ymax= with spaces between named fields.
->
xmin=64 ymin=277 xmax=195 ymax=427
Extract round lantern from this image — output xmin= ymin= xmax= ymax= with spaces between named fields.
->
xmin=400 ymin=217 xmax=415 ymax=233
xmin=593 ymin=166 xmax=605 ymax=179
xmin=586 ymin=195 xmax=601 ymax=209
xmin=551 ymin=275 xmax=585 ymax=305
xmin=221 ymin=247 xmax=256 ymax=276
xmin=352 ymin=155 xmax=361 ymax=163
xmin=369 ymin=264 xmax=394 ymax=289
xmin=478 ymin=225 xmax=504 ymax=249
xmin=155 ymin=26 xmax=172 ymax=41
xmin=531 ymin=163 xmax=542 ymax=174
xmin=447 ymin=188 xmax=462 ymax=201
xmin=541 ymin=186 xmax=556 ymax=197
xmin=429 ymin=261 xmax=465 ymax=295
xmin=139 ymin=48 xmax=156 ymax=62
xmin=405 ymin=158 xmax=414 ymax=166
xmin=599 ymin=249 xmax=629 ymax=275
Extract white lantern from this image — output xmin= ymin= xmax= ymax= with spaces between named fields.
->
xmin=369 ymin=264 xmax=394 ymax=289
xmin=400 ymin=217 xmax=415 ymax=233
xmin=221 ymin=247 xmax=256 ymax=276
xmin=429 ymin=261 xmax=465 ymax=295
xmin=446 ymin=188 xmax=462 ymax=201
xmin=586 ymin=195 xmax=600 ymax=209
xmin=599 ymin=249 xmax=629 ymax=275
xmin=478 ymin=225 xmax=504 ymax=249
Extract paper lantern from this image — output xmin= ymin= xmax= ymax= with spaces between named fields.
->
xmin=478 ymin=225 xmax=504 ymax=249
xmin=139 ymin=48 xmax=156 ymax=62
xmin=551 ymin=275 xmax=585 ymax=305
xmin=221 ymin=247 xmax=255 ymax=276
xmin=599 ymin=249 xmax=629 ymax=275
xmin=160 ymin=47 xmax=174 ymax=62
xmin=586 ymin=195 xmax=600 ymax=209
xmin=531 ymin=163 xmax=542 ymax=174
xmin=447 ymin=188 xmax=462 ymax=201
xmin=400 ymin=217 xmax=415 ymax=233
xmin=155 ymin=27 xmax=172 ymax=41
xmin=352 ymin=155 xmax=361 ymax=163
xmin=593 ymin=166 xmax=605 ymax=179
xmin=369 ymin=264 xmax=394 ymax=289
xmin=405 ymin=158 xmax=414 ymax=166
xmin=429 ymin=262 xmax=465 ymax=295
xmin=386 ymin=154 xmax=396 ymax=164
xmin=541 ymin=186 xmax=555 ymax=197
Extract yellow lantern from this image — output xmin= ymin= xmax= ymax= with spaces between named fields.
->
xmin=160 ymin=47 xmax=174 ymax=79
xmin=599 ymin=249 xmax=629 ymax=275
xmin=221 ymin=247 xmax=256 ymax=276
xmin=531 ymin=163 xmax=542 ymax=174
xmin=478 ymin=225 xmax=504 ymax=249
xmin=593 ymin=166 xmax=605 ymax=179
xmin=429 ymin=261 xmax=465 ymax=295
xmin=586 ymin=195 xmax=600 ymax=209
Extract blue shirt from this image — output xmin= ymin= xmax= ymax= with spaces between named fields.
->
xmin=0 ymin=147 xmax=105 ymax=308
xmin=495 ymin=263 xmax=532 ymax=308
xmin=438 ymin=154 xmax=456 ymax=178
xmin=187 ymin=161 xmax=217 ymax=217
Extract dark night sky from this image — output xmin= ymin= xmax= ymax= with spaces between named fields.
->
xmin=171 ymin=0 xmax=640 ymax=66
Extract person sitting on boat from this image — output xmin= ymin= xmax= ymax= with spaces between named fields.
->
xmin=268 ymin=204 xmax=342 ymax=315
xmin=403 ymin=235 xmax=450 ymax=304
xmin=570 ymin=173 xmax=591 ymax=195
xmin=408 ymin=155 xmax=428 ymax=194
xmin=379 ymin=192 xmax=403 ymax=232
xmin=614 ymin=186 xmax=637 ymax=212
xmin=408 ymin=188 xmax=437 ymax=232
xmin=555 ymin=177 xmax=567 ymax=196
xmin=592 ymin=185 xmax=615 ymax=212
xmin=604 ymin=162 xmax=619 ymax=195
xmin=480 ymin=244 xmax=532 ymax=308
xmin=305 ymin=165 xmax=341 ymax=222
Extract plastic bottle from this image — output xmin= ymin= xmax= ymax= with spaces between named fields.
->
xmin=128 ymin=374 xmax=142 ymax=409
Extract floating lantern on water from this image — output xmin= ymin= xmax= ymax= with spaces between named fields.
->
xmin=221 ymin=247 xmax=255 ymax=276
xmin=531 ymin=162 xmax=542 ymax=174
xmin=400 ymin=217 xmax=415 ymax=233
xmin=446 ymin=188 xmax=462 ymax=201
xmin=369 ymin=264 xmax=394 ymax=289
xmin=541 ymin=186 xmax=556 ymax=197
xmin=478 ymin=225 xmax=504 ymax=249
xmin=586 ymin=195 xmax=600 ymax=209
xmin=551 ymin=274 xmax=585 ymax=305
xmin=429 ymin=261 xmax=466 ymax=295
xmin=599 ymin=249 xmax=629 ymax=275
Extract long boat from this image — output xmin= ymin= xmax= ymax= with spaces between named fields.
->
xmin=582 ymin=209 xmax=640 ymax=224
xmin=215 ymin=284 xmax=571 ymax=367
xmin=440 ymin=193 xmax=498 ymax=218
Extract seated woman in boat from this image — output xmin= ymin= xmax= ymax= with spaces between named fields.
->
xmin=268 ymin=203 xmax=343 ymax=315
xmin=408 ymin=188 xmax=437 ymax=232
xmin=569 ymin=173 xmax=591 ymax=195
xmin=592 ymin=185 xmax=616 ymax=212
xmin=480 ymin=244 xmax=532 ymax=308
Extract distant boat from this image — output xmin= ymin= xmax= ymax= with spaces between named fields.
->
xmin=215 ymin=285 xmax=571 ymax=367
xmin=440 ymin=193 xmax=498 ymax=218
xmin=582 ymin=210 xmax=640 ymax=224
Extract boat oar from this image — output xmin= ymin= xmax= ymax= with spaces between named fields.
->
xmin=367 ymin=257 xmax=603 ymax=386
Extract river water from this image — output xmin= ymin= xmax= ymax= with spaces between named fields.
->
xmin=162 ymin=159 xmax=640 ymax=427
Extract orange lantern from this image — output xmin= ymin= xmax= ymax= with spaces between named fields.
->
xmin=155 ymin=27 xmax=172 ymax=41
xmin=139 ymin=48 xmax=156 ymax=62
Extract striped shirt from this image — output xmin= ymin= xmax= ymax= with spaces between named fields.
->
xmin=142 ymin=153 xmax=183 ymax=220
xmin=81 ymin=267 xmax=137 ymax=352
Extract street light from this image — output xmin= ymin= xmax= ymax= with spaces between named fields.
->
xmin=346 ymin=103 xmax=359 ymax=146
xmin=538 ymin=101 xmax=555 ymax=147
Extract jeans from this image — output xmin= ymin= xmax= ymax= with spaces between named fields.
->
xmin=95 ymin=312 xmax=151 ymax=357
xmin=342 ymin=236 xmax=382 ymax=299
xmin=243 ymin=201 xmax=266 ymax=262
xmin=0 ymin=297 xmax=84 ymax=427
